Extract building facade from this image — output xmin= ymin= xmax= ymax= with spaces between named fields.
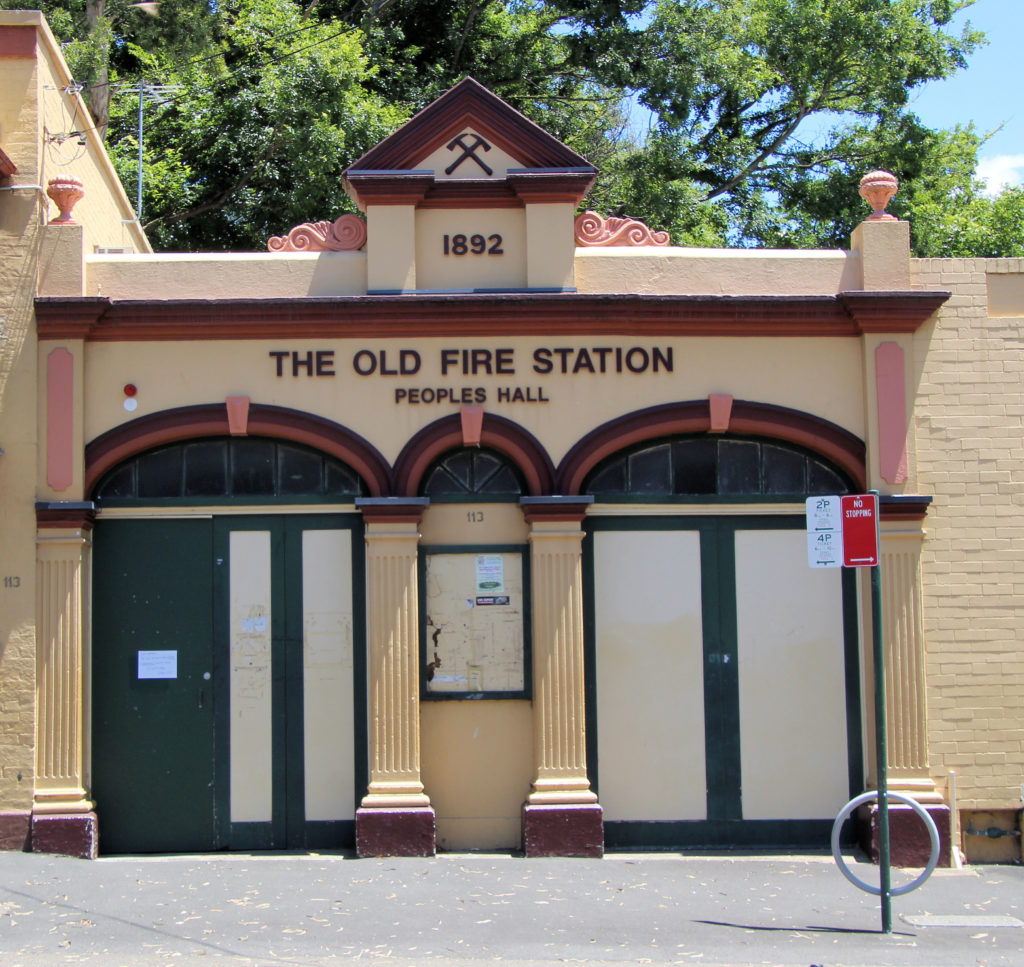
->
xmin=2 ymin=10 xmax=1022 ymax=863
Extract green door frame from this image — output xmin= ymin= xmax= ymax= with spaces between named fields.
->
xmin=584 ymin=513 xmax=862 ymax=849
xmin=213 ymin=514 xmax=366 ymax=851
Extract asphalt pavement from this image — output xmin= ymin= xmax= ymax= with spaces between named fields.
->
xmin=1 ymin=848 xmax=1022 ymax=967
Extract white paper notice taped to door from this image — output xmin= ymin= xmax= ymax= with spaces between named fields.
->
xmin=138 ymin=650 xmax=178 ymax=679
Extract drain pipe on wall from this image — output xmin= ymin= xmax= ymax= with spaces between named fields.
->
xmin=948 ymin=771 xmax=963 ymax=869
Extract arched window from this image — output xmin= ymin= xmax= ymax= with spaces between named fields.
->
xmin=585 ymin=436 xmax=851 ymax=500
xmin=420 ymin=447 xmax=525 ymax=500
xmin=93 ymin=437 xmax=367 ymax=504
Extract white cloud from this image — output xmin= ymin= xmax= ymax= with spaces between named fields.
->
xmin=977 ymin=154 xmax=1024 ymax=195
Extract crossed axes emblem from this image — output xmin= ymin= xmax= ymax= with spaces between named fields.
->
xmin=445 ymin=133 xmax=493 ymax=176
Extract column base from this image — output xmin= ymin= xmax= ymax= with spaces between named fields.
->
xmin=859 ymin=803 xmax=951 ymax=868
xmin=30 ymin=812 xmax=98 ymax=859
xmin=356 ymin=806 xmax=436 ymax=857
xmin=522 ymin=803 xmax=604 ymax=858
xmin=0 ymin=812 xmax=31 ymax=851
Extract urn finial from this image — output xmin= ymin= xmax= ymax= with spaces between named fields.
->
xmin=46 ymin=174 xmax=85 ymax=225
xmin=859 ymin=170 xmax=899 ymax=222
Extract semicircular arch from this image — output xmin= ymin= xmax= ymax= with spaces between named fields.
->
xmin=393 ymin=412 xmax=554 ymax=497
xmin=556 ymin=399 xmax=866 ymax=495
xmin=85 ymin=403 xmax=392 ymax=497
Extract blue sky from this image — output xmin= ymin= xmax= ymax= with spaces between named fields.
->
xmin=909 ymin=0 xmax=1022 ymax=193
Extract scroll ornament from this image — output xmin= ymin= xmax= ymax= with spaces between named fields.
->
xmin=267 ymin=213 xmax=367 ymax=252
xmin=574 ymin=210 xmax=670 ymax=247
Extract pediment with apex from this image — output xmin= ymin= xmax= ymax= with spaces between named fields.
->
xmin=343 ymin=78 xmax=596 ymax=209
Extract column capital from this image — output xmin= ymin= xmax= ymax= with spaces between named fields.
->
xmin=357 ymin=497 xmax=429 ymax=525
xmin=520 ymin=495 xmax=593 ymax=524
xmin=879 ymin=494 xmax=931 ymax=522
xmin=35 ymin=501 xmax=95 ymax=531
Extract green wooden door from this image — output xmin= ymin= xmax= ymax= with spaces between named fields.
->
xmin=92 ymin=518 xmax=217 ymax=854
xmin=91 ymin=514 xmax=363 ymax=854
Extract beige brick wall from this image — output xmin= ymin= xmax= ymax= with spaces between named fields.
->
xmin=0 ymin=50 xmax=41 ymax=814
xmin=912 ymin=257 xmax=1024 ymax=809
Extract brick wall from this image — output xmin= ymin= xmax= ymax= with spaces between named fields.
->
xmin=0 ymin=50 xmax=40 ymax=815
xmin=912 ymin=257 xmax=1024 ymax=809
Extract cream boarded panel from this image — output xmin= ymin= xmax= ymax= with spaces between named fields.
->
xmin=229 ymin=531 xmax=274 ymax=823
xmin=594 ymin=530 xmax=707 ymax=821
xmin=735 ymin=529 xmax=849 ymax=820
xmin=302 ymin=530 xmax=355 ymax=822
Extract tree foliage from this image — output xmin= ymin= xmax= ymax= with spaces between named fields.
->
xmin=6 ymin=0 xmax=1013 ymax=257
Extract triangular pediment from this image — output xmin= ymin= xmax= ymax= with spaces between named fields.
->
xmin=346 ymin=77 xmax=594 ymax=174
xmin=343 ymin=78 xmax=596 ymax=209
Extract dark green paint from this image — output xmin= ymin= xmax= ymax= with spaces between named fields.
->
xmin=92 ymin=518 xmax=217 ymax=854
xmin=93 ymin=513 xmax=364 ymax=855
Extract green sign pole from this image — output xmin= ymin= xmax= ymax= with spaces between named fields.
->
xmin=870 ymin=491 xmax=892 ymax=933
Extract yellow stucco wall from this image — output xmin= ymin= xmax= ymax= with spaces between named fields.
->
xmin=80 ymin=335 xmax=865 ymax=477
xmin=1 ymin=11 xmax=148 ymax=818
xmin=1 ymin=22 xmax=44 ymax=817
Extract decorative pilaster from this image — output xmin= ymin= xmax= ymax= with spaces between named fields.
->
xmin=862 ymin=499 xmax=950 ymax=866
xmin=354 ymin=498 xmax=435 ymax=856
xmin=32 ymin=503 xmax=97 ymax=858
xmin=520 ymin=497 xmax=602 ymax=857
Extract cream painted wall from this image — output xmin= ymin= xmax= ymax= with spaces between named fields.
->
xmin=574 ymin=248 xmax=861 ymax=296
xmin=418 ymin=130 xmax=521 ymax=180
xmin=82 ymin=335 xmax=865 ymax=473
xmin=421 ymin=700 xmax=534 ymax=849
xmin=419 ymin=502 xmax=532 ymax=848
xmin=415 ymin=209 xmax=526 ymax=291
xmin=87 ymin=252 xmax=367 ymax=300
xmin=593 ymin=529 xmax=707 ymax=821
xmin=735 ymin=529 xmax=850 ymax=820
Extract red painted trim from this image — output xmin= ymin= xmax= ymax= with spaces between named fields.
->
xmin=557 ymin=401 xmax=709 ymax=494
xmin=0 ymin=812 xmax=30 ymax=851
xmin=343 ymin=173 xmax=433 ymax=208
xmin=556 ymin=399 xmax=866 ymax=494
xmin=708 ymin=393 xmax=733 ymax=433
xmin=879 ymin=498 xmax=931 ymax=521
xmin=36 ymin=506 xmax=96 ymax=530
xmin=34 ymin=291 xmax=949 ymax=342
xmin=393 ymin=412 xmax=554 ymax=497
xmin=838 ymin=291 xmax=948 ymax=332
xmin=0 ymin=26 xmax=35 ymax=58
xmin=875 ymin=342 xmax=908 ymax=484
xmin=225 ymin=396 xmax=250 ymax=436
xmin=46 ymin=348 xmax=75 ymax=492
xmin=0 ymin=146 xmax=17 ymax=177
xmin=84 ymin=403 xmax=392 ymax=497
xmin=359 ymin=503 xmax=428 ymax=525
xmin=520 ymin=502 xmax=592 ymax=524
xmin=418 ymin=182 xmax=522 ymax=209
xmin=460 ymin=406 xmax=484 ymax=446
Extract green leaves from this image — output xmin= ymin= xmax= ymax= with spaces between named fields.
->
xmin=11 ymin=0 xmax=1006 ymax=256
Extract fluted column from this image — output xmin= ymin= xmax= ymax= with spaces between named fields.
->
xmin=860 ymin=499 xmax=950 ymax=867
xmin=875 ymin=502 xmax=940 ymax=802
xmin=354 ymin=498 xmax=435 ymax=856
xmin=521 ymin=497 xmax=602 ymax=857
xmin=32 ymin=503 xmax=97 ymax=858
